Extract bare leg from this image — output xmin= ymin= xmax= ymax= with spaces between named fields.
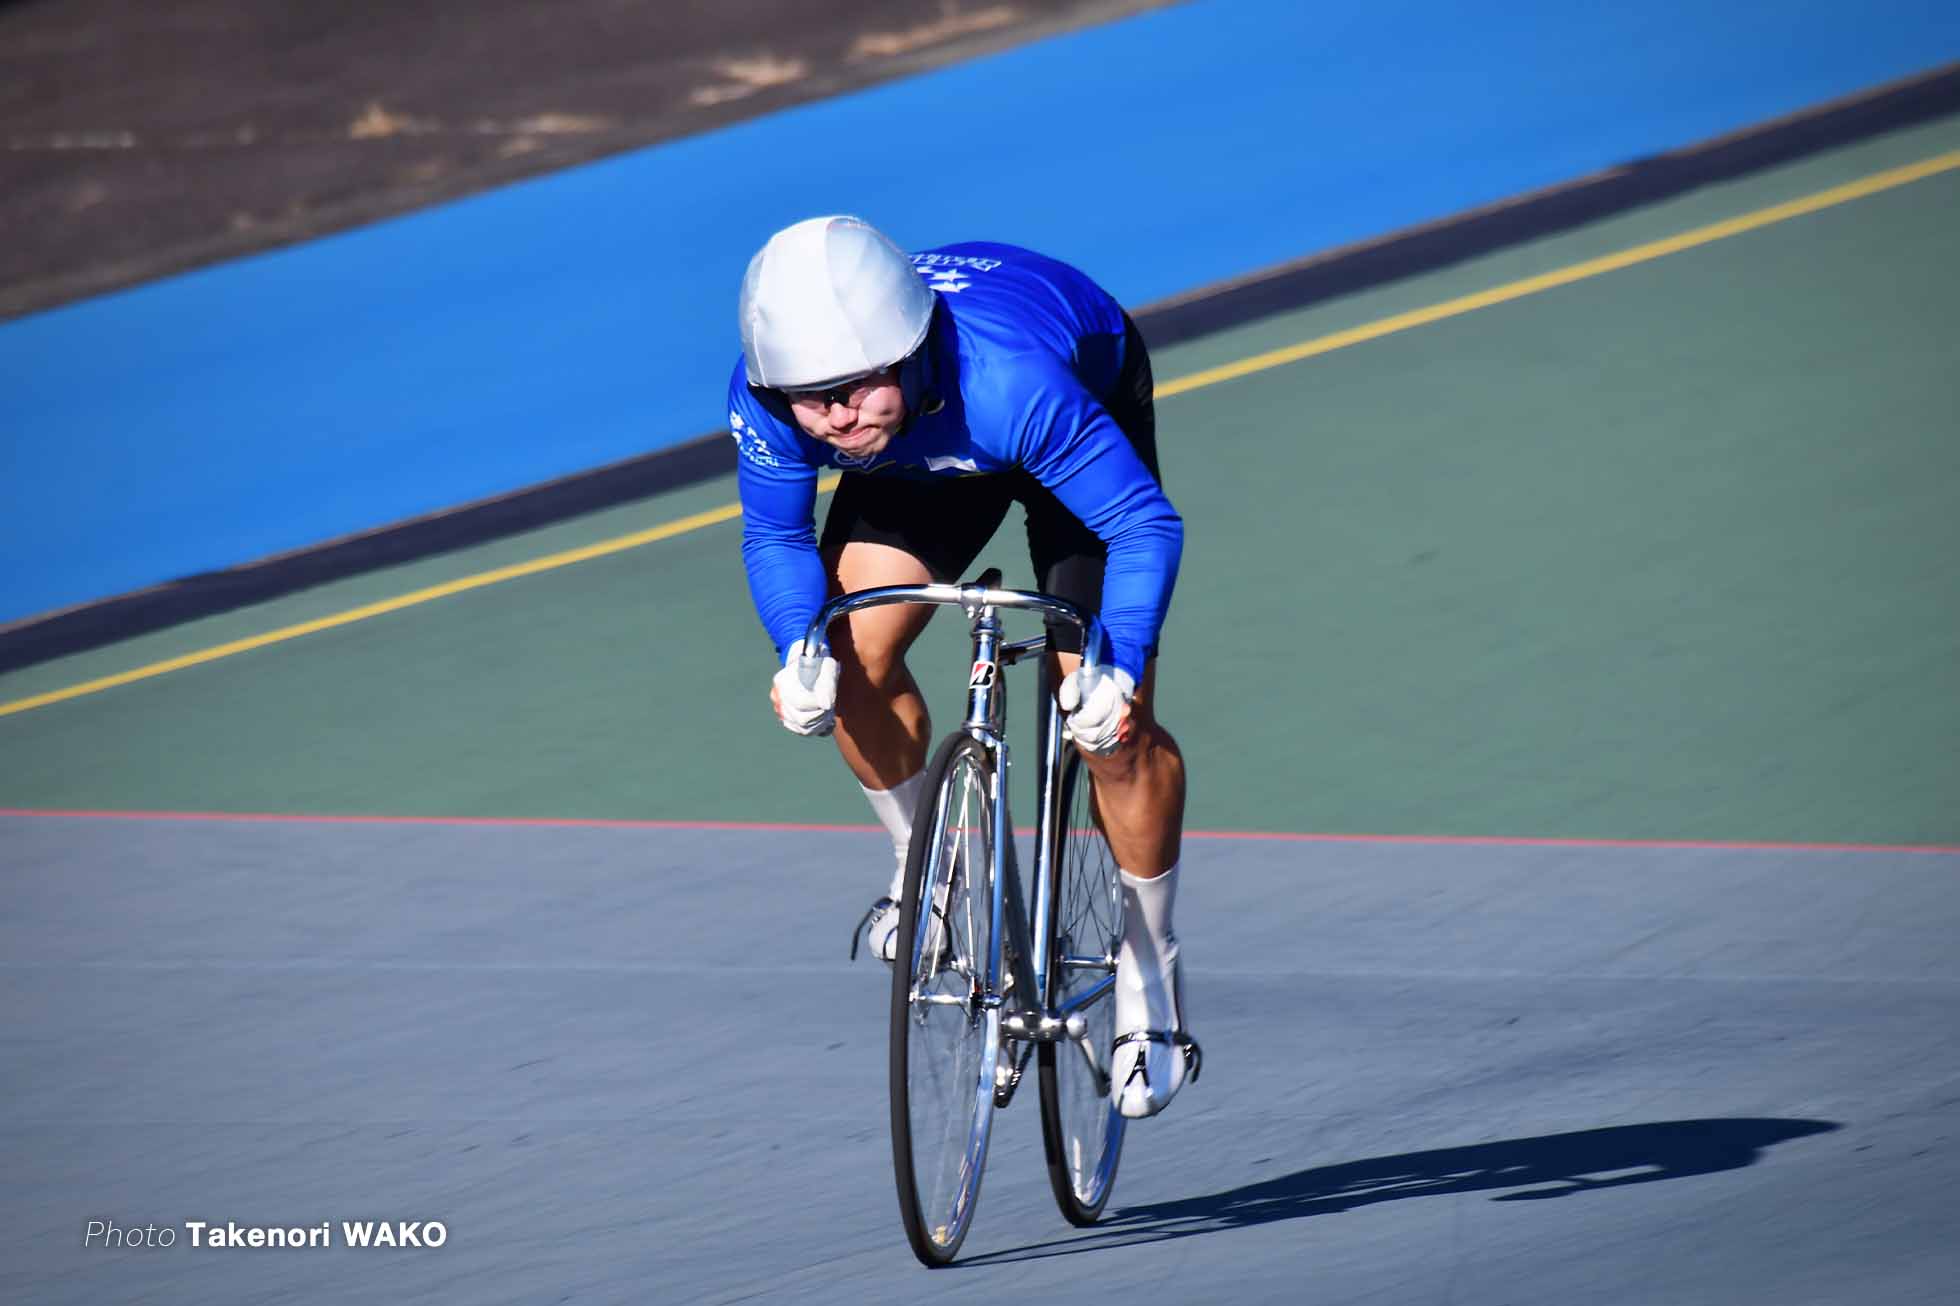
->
xmin=1053 ymin=654 xmax=1185 ymax=877
xmin=827 ymin=542 xmax=936 ymax=788
xmin=1055 ymin=654 xmax=1193 ymax=1116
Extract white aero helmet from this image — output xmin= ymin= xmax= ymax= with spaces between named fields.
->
xmin=738 ymin=215 xmax=935 ymax=390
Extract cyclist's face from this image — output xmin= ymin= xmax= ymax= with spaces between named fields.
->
xmin=784 ymin=368 xmax=905 ymax=456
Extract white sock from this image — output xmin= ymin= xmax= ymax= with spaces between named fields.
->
xmin=862 ymin=771 xmax=926 ymax=901
xmin=1115 ymin=863 xmax=1180 ymax=1034
xmin=1120 ymin=863 xmax=1178 ymax=953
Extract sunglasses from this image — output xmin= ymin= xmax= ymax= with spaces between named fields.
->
xmin=783 ymin=369 xmax=895 ymax=410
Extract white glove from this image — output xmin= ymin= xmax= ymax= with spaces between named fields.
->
xmin=1057 ymin=665 xmax=1136 ymax=756
xmin=772 ymin=640 xmax=839 ymax=736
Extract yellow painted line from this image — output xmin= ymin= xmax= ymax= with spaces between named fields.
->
xmin=0 ymin=479 xmax=832 ymax=720
xmin=1155 ymin=149 xmax=1960 ymax=399
xmin=5 ymin=149 xmax=1956 ymax=721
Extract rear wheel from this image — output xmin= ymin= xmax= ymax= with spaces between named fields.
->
xmin=889 ymin=732 xmax=1001 ymax=1266
xmin=1037 ymin=748 xmax=1127 ymax=1224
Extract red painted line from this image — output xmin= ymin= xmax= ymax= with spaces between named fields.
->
xmin=1177 ymin=829 xmax=1960 ymax=856
xmin=3 ymin=807 xmax=1956 ymax=855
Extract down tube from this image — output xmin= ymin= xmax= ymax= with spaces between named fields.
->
xmin=1028 ymin=673 xmax=1065 ymax=1005
xmin=988 ymin=736 xmax=1014 ymax=1001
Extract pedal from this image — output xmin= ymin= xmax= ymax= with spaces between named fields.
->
xmin=993 ymin=1044 xmax=1031 ymax=1108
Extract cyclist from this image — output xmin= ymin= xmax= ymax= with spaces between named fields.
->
xmin=727 ymin=215 xmax=1197 ymax=1118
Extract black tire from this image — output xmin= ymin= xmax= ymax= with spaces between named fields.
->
xmin=1037 ymin=747 xmax=1128 ymax=1225
xmin=889 ymin=731 xmax=1002 ymax=1266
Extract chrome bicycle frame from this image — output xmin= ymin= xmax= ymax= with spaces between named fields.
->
xmin=798 ymin=571 xmax=1112 ymax=1045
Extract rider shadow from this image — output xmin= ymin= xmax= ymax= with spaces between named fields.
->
xmin=961 ymin=1118 xmax=1838 ymax=1265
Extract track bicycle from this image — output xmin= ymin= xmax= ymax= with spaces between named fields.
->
xmin=797 ymin=567 xmax=1147 ymax=1265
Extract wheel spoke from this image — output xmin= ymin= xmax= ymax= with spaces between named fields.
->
xmin=1038 ymin=751 xmax=1127 ymax=1224
xmin=891 ymin=738 xmax=1000 ymax=1265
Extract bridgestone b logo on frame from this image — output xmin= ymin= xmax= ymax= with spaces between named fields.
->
xmin=969 ymin=660 xmax=997 ymax=688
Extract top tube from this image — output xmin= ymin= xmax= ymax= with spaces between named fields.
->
xmin=796 ymin=577 xmax=1106 ymax=686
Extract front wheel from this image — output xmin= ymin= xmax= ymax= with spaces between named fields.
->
xmin=1037 ymin=748 xmax=1128 ymax=1224
xmin=889 ymin=732 xmax=1001 ymax=1266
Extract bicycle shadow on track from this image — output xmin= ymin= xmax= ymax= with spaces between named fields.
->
xmin=957 ymin=1118 xmax=1839 ymax=1266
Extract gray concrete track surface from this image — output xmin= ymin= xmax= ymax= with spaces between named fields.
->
xmin=3 ymin=815 xmax=1957 ymax=1304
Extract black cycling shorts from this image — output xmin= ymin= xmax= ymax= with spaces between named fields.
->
xmin=819 ymin=314 xmax=1161 ymax=657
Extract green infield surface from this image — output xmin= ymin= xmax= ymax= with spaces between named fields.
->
xmin=3 ymin=117 xmax=1957 ymax=848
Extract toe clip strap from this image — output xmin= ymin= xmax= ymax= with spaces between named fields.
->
xmin=1111 ymin=1028 xmax=1204 ymax=1082
xmin=848 ymin=896 xmax=895 ymax=961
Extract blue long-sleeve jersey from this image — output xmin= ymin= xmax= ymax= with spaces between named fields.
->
xmin=727 ymin=241 xmax=1183 ymax=681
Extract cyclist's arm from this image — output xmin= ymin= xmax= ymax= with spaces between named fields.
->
xmin=732 ymin=409 xmax=826 ymax=661
xmin=1005 ymin=357 xmax=1183 ymax=681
